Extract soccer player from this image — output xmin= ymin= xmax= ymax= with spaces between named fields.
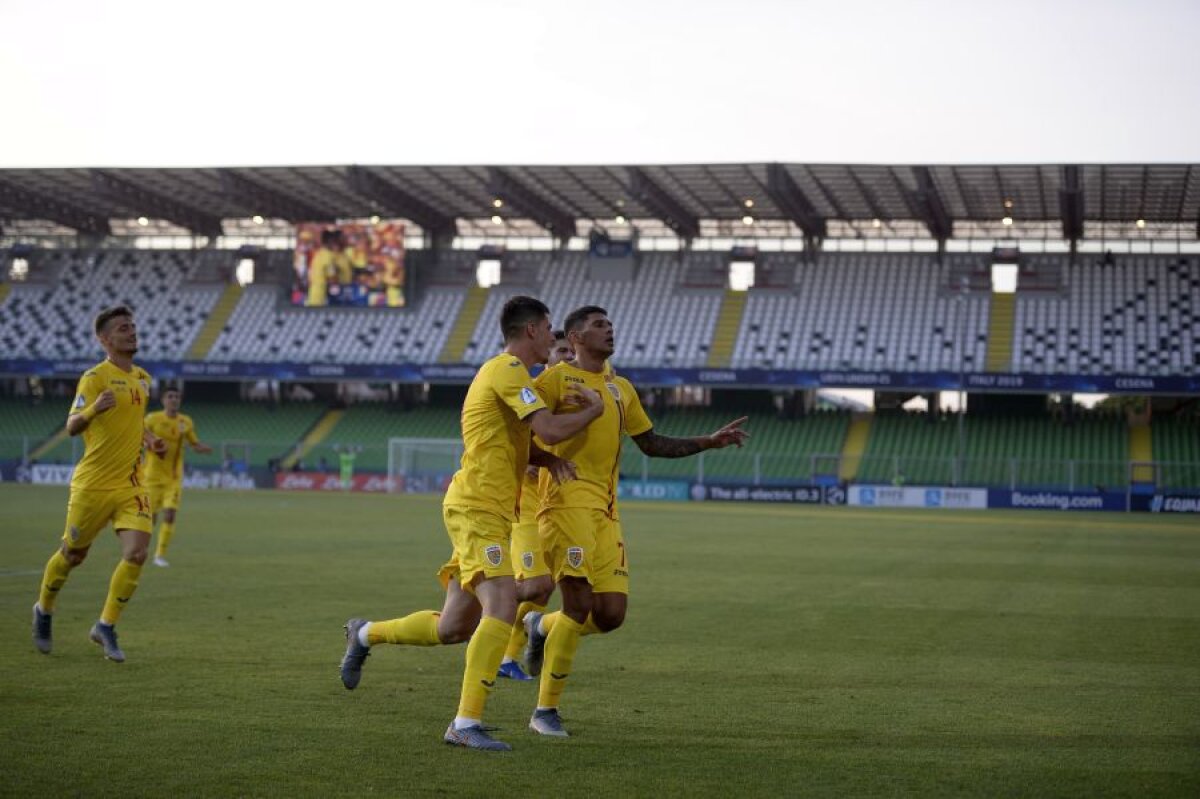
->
xmin=338 ymin=296 xmax=605 ymax=752
xmin=144 ymin=386 xmax=213 ymax=567
xmin=498 ymin=329 xmax=575 ymax=681
xmin=31 ymin=306 xmax=167 ymax=663
xmin=523 ymin=305 xmax=748 ymax=737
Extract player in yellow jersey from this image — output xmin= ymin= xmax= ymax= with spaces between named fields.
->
xmin=32 ymin=306 xmax=167 ymax=663
xmin=144 ymin=386 xmax=213 ymax=568
xmin=498 ymin=329 xmax=575 ymax=680
xmin=338 ymin=296 xmax=605 ymax=751
xmin=522 ymin=305 xmax=748 ymax=737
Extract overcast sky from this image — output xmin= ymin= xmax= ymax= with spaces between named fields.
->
xmin=1 ymin=0 xmax=1196 ymax=168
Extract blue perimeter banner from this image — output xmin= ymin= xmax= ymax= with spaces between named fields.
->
xmin=987 ymin=489 xmax=1128 ymax=512
xmin=3 ymin=358 xmax=1196 ymax=394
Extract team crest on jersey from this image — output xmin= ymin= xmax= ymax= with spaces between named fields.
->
xmin=75 ymin=395 xmax=86 ymax=409
xmin=139 ymin=379 xmax=150 ymax=395
xmin=522 ymin=551 xmax=535 ymax=570
xmin=484 ymin=544 xmax=503 ymax=567
xmin=605 ymin=382 xmax=621 ymax=401
xmin=178 ymin=420 xmax=187 ymax=433
xmin=520 ymin=387 xmax=538 ymax=405
xmin=567 ymin=546 xmax=584 ymax=569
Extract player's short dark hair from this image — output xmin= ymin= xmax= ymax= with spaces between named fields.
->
xmin=500 ymin=295 xmax=550 ymax=341
xmin=162 ymin=385 xmax=181 ymax=396
xmin=94 ymin=305 xmax=134 ymax=336
xmin=564 ymin=305 xmax=608 ymax=334
xmin=552 ymin=329 xmax=567 ymax=341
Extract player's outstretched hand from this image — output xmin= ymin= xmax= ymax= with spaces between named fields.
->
xmin=93 ymin=390 xmax=117 ymax=414
xmin=707 ymin=416 xmax=750 ymax=449
xmin=149 ymin=436 xmax=168 ymax=457
xmin=546 ymin=456 xmax=578 ymax=484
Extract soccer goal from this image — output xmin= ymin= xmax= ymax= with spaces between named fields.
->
xmin=386 ymin=437 xmax=464 ymax=495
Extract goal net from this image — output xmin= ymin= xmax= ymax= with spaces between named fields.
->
xmin=386 ymin=437 xmax=464 ymax=495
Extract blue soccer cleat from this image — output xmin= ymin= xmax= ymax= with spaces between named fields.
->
xmin=444 ymin=723 xmax=512 ymax=751
xmin=340 ymin=618 xmax=371 ymax=690
xmin=522 ymin=611 xmax=546 ymax=677
xmin=32 ymin=604 xmax=52 ymax=655
xmin=89 ymin=622 xmax=125 ymax=662
xmin=528 ymin=708 xmax=569 ymax=738
xmin=498 ymin=659 xmax=533 ymax=681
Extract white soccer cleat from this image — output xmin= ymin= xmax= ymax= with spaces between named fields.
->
xmin=153 ymin=556 xmax=170 ymax=568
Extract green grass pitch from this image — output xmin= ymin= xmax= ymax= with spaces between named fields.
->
xmin=2 ymin=484 xmax=1198 ymax=797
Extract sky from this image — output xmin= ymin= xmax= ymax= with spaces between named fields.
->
xmin=1 ymin=0 xmax=1197 ymax=168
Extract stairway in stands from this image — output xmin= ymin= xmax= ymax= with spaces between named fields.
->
xmin=984 ymin=293 xmax=1016 ymax=372
xmin=706 ymin=290 xmax=747 ymax=368
xmin=187 ymin=284 xmax=244 ymax=360
xmin=439 ymin=285 xmax=489 ymax=363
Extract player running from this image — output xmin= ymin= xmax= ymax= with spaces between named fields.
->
xmin=338 ymin=296 xmax=605 ymax=752
xmin=498 ymin=329 xmax=575 ymax=681
xmin=523 ymin=305 xmax=748 ymax=737
xmin=31 ymin=306 xmax=166 ymax=663
xmin=144 ymin=386 xmax=213 ymax=567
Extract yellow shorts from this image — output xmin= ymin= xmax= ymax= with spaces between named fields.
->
xmin=539 ymin=507 xmax=629 ymax=595
xmin=61 ymin=485 xmax=153 ymax=549
xmin=148 ymin=481 xmax=182 ymax=514
xmin=511 ymin=520 xmax=551 ymax=581
xmin=437 ymin=505 xmax=514 ymax=594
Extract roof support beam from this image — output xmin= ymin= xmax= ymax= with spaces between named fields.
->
xmin=91 ymin=170 xmax=223 ymax=237
xmin=626 ymin=167 xmax=700 ymax=240
xmin=345 ymin=166 xmax=457 ymax=238
xmin=487 ymin=168 xmax=577 ymax=242
xmin=0 ymin=177 xmax=111 ymax=235
xmin=764 ymin=164 xmax=826 ymax=240
xmin=909 ymin=167 xmax=953 ymax=243
xmin=1059 ymin=164 xmax=1084 ymax=246
xmin=220 ymin=170 xmax=330 ymax=222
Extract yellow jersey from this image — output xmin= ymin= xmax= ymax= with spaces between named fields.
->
xmin=443 ymin=353 xmax=548 ymax=521
xmin=534 ymin=362 xmax=652 ymax=516
xmin=143 ymin=411 xmax=199 ymax=485
xmin=68 ymin=360 xmax=152 ymax=491
xmin=516 ymin=468 xmax=541 ymax=526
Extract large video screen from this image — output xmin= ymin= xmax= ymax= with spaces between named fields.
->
xmin=292 ymin=222 xmax=405 ymax=307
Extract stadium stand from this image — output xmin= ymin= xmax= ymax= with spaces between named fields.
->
xmin=0 ymin=250 xmax=222 ymax=360
xmin=460 ymin=252 xmax=723 ymax=367
xmin=0 ymin=397 xmax=68 ymax=460
xmin=1012 ymin=255 xmax=1198 ymax=375
xmin=730 ymin=253 xmax=990 ymax=372
xmin=309 ymin=405 xmax=462 ymax=471
xmin=169 ymin=401 xmax=327 ymax=469
xmin=205 ymin=284 xmax=466 ymax=363
xmin=856 ymin=411 xmax=1128 ymax=488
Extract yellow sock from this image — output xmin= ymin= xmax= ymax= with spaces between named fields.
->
xmin=155 ymin=521 xmax=175 ymax=558
xmin=537 ymin=614 xmax=584 ymax=709
xmin=539 ymin=610 xmax=602 ymax=637
xmin=367 ymin=611 xmax=442 ymax=646
xmin=38 ymin=550 xmax=73 ymax=613
xmin=456 ymin=615 xmax=511 ymax=721
xmin=100 ymin=560 xmax=142 ymax=625
xmin=505 ymin=601 xmax=546 ymax=661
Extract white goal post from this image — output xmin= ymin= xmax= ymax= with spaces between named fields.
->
xmin=386 ymin=437 xmax=464 ymax=495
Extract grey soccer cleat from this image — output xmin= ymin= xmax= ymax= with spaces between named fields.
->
xmin=443 ymin=723 xmax=512 ymax=751
xmin=340 ymin=618 xmax=371 ymax=690
xmin=529 ymin=708 xmax=569 ymax=738
xmin=522 ymin=611 xmax=546 ymax=677
xmin=32 ymin=604 xmax=52 ymax=655
xmin=89 ymin=622 xmax=125 ymax=662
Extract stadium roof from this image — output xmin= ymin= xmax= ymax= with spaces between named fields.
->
xmin=0 ymin=163 xmax=1196 ymax=242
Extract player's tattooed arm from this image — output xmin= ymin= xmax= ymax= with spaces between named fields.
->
xmin=632 ymin=416 xmax=749 ymax=459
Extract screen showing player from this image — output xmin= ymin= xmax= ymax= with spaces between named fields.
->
xmin=292 ymin=221 xmax=406 ymax=308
